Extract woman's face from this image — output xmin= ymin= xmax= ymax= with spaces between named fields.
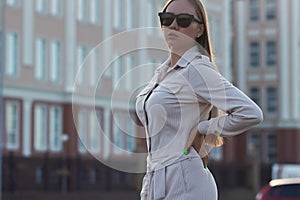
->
xmin=162 ymin=0 xmax=204 ymax=53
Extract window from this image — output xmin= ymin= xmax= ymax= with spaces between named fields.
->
xmin=264 ymin=133 xmax=277 ymax=163
xmin=5 ymin=101 xmax=20 ymax=150
xmin=90 ymin=0 xmax=99 ymax=25
xmin=249 ymin=0 xmax=259 ymax=22
xmin=35 ymin=166 xmax=43 ymax=183
xmin=34 ymin=104 xmax=47 ymax=151
xmin=6 ymin=0 xmax=19 ymax=7
xmin=266 ymin=87 xmax=277 ymax=114
xmin=49 ymin=106 xmax=62 ymax=151
xmin=113 ymin=54 xmax=123 ymax=89
xmin=50 ymin=40 xmax=61 ymax=83
xmin=125 ymin=117 xmax=136 ymax=152
xmin=113 ymin=0 xmax=123 ymax=29
xmin=50 ymin=0 xmax=62 ymax=17
xmin=210 ymin=18 xmax=221 ymax=53
xmin=147 ymin=0 xmax=158 ymax=32
xmin=113 ymin=112 xmax=136 ymax=154
xmin=266 ymin=41 xmax=277 ymax=66
xmin=89 ymin=168 xmax=97 ymax=184
xmin=76 ymin=45 xmax=87 ymax=85
xmin=265 ymin=0 xmax=276 ymax=21
xmin=249 ymin=87 xmax=260 ymax=105
xmin=89 ymin=48 xmax=98 ymax=86
xmin=77 ymin=0 xmax=87 ymax=22
xmin=35 ymin=38 xmax=47 ymax=81
xmin=247 ymin=133 xmax=261 ymax=157
xmin=89 ymin=111 xmax=100 ymax=153
xmin=6 ymin=32 xmax=18 ymax=77
xmin=36 ymin=0 xmax=47 ymax=14
xmin=126 ymin=0 xmax=134 ymax=29
xmin=78 ymin=109 xmax=88 ymax=153
xmin=249 ymin=41 xmax=260 ymax=68
xmin=125 ymin=55 xmax=134 ymax=90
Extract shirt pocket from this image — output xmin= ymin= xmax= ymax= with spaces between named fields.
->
xmin=154 ymin=84 xmax=182 ymax=95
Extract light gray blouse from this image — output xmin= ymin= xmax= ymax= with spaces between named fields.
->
xmin=136 ymin=45 xmax=263 ymax=171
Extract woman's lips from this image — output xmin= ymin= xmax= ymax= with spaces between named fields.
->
xmin=167 ymin=32 xmax=179 ymax=38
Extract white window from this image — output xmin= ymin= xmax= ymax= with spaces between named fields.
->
xmin=35 ymin=38 xmax=47 ymax=81
xmin=89 ymin=48 xmax=98 ymax=86
xmin=265 ymin=0 xmax=276 ymax=21
xmin=210 ymin=18 xmax=221 ymax=53
xmin=266 ymin=41 xmax=277 ymax=67
xmin=113 ymin=54 xmax=123 ymax=89
xmin=125 ymin=55 xmax=134 ymax=90
xmin=78 ymin=109 xmax=88 ymax=153
xmin=90 ymin=0 xmax=99 ymax=25
xmin=50 ymin=40 xmax=61 ymax=83
xmin=76 ymin=45 xmax=87 ymax=85
xmin=113 ymin=0 xmax=123 ymax=29
xmin=89 ymin=111 xmax=100 ymax=153
xmin=5 ymin=101 xmax=20 ymax=150
xmin=266 ymin=87 xmax=277 ymax=114
xmin=6 ymin=32 xmax=18 ymax=77
xmin=249 ymin=0 xmax=259 ymax=22
xmin=126 ymin=0 xmax=134 ymax=29
xmin=249 ymin=87 xmax=260 ymax=106
xmin=113 ymin=112 xmax=136 ymax=154
xmin=249 ymin=41 xmax=260 ymax=68
xmin=49 ymin=106 xmax=62 ymax=152
xmin=77 ymin=0 xmax=87 ymax=22
xmin=34 ymin=104 xmax=48 ymax=151
xmin=36 ymin=0 xmax=47 ymax=14
xmin=6 ymin=0 xmax=19 ymax=7
xmin=50 ymin=0 xmax=62 ymax=17
xmin=147 ymin=0 xmax=157 ymax=28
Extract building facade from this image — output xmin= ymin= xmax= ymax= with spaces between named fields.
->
xmin=0 ymin=0 xmax=256 ymax=195
xmin=232 ymin=0 xmax=300 ymax=180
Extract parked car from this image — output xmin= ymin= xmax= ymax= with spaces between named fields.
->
xmin=256 ymin=178 xmax=300 ymax=200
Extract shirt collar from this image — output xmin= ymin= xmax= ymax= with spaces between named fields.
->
xmin=155 ymin=45 xmax=211 ymax=74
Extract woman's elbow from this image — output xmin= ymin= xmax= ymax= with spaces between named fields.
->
xmin=250 ymin=106 xmax=264 ymax=125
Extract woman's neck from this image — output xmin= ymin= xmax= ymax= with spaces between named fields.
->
xmin=169 ymin=52 xmax=181 ymax=68
xmin=169 ymin=45 xmax=194 ymax=67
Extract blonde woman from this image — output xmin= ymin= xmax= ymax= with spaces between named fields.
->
xmin=136 ymin=0 xmax=263 ymax=199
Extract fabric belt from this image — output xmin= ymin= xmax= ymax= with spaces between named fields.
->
xmin=146 ymin=149 xmax=200 ymax=199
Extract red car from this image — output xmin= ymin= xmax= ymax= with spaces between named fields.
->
xmin=256 ymin=178 xmax=300 ymax=200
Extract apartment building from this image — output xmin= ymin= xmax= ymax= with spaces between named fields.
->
xmin=232 ymin=0 xmax=300 ymax=168
xmin=1 ymin=0 xmax=234 ymax=194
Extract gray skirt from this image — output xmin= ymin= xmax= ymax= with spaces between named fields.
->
xmin=141 ymin=148 xmax=218 ymax=200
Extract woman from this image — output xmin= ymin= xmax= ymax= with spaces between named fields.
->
xmin=135 ymin=0 xmax=263 ymax=199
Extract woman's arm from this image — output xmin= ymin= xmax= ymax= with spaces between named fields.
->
xmin=188 ymin=61 xmax=263 ymax=137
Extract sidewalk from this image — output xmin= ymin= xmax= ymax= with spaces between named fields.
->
xmin=3 ymin=191 xmax=140 ymax=200
xmin=3 ymin=188 xmax=256 ymax=200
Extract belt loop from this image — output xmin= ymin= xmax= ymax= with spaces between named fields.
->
xmin=154 ymin=167 xmax=166 ymax=199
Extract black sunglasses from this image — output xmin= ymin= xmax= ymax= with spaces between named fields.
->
xmin=158 ymin=12 xmax=203 ymax=28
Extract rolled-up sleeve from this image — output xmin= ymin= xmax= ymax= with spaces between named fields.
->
xmin=188 ymin=62 xmax=263 ymax=137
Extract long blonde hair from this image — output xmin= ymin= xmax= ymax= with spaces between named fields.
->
xmin=161 ymin=0 xmax=223 ymax=147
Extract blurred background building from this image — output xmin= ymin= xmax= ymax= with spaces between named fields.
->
xmin=0 ymin=0 xmax=299 ymax=199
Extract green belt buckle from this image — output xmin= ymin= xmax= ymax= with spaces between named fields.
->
xmin=184 ymin=149 xmax=189 ymax=155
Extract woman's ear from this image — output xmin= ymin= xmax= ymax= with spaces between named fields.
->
xmin=197 ymin=24 xmax=204 ymax=38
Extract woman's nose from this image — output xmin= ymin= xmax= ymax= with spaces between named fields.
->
xmin=168 ymin=18 xmax=179 ymax=30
